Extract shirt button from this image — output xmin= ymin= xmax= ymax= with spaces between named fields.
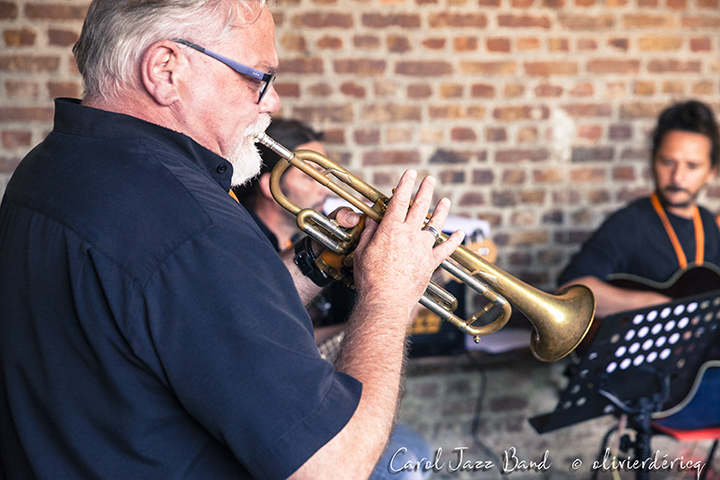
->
xmin=217 ymin=165 xmax=227 ymax=174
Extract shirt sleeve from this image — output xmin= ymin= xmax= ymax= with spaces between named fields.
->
xmin=140 ymin=222 xmax=362 ymax=479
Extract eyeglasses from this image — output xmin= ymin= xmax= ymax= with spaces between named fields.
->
xmin=174 ymin=39 xmax=276 ymax=103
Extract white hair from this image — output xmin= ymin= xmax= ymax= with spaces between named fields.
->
xmin=73 ymin=0 xmax=266 ymax=103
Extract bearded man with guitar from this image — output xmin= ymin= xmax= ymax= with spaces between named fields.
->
xmin=557 ymin=100 xmax=720 ymax=447
xmin=558 ymin=100 xmax=720 ymax=319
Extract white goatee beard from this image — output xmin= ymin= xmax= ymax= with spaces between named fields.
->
xmin=227 ymin=113 xmax=272 ymax=187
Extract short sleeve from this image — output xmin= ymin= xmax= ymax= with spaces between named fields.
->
xmin=140 ymin=222 xmax=362 ymax=479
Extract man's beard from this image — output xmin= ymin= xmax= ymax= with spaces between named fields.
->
xmin=657 ymin=185 xmax=698 ymax=210
xmin=227 ymin=113 xmax=272 ymax=187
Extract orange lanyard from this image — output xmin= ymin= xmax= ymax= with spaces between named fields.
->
xmin=650 ymin=192 xmax=704 ymax=269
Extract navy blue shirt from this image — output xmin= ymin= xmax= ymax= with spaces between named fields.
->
xmin=558 ymin=197 xmax=720 ymax=287
xmin=0 ymin=98 xmax=361 ymax=480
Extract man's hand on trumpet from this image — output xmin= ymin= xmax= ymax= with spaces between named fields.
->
xmin=351 ymin=169 xmax=464 ymax=325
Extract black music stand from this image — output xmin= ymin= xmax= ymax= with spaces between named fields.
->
xmin=530 ymin=290 xmax=720 ymax=479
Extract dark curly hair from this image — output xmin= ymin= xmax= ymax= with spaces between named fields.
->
xmin=651 ymin=100 xmax=720 ymax=168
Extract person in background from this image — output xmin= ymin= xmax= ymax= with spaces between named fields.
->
xmin=0 ymin=0 xmax=464 ymax=478
xmin=558 ymin=99 xmax=720 ymax=319
xmin=234 ymin=118 xmax=434 ymax=479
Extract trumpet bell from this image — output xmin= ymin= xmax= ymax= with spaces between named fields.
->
xmin=528 ymin=284 xmax=595 ymax=362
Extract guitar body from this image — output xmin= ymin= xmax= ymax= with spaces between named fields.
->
xmin=607 ymin=263 xmax=720 ymax=299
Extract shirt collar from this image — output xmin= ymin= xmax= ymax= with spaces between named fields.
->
xmin=53 ymin=98 xmax=234 ymax=193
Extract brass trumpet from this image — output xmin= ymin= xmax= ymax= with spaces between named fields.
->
xmin=254 ymin=133 xmax=595 ymax=362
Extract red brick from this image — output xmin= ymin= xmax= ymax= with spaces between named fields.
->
xmin=0 ymin=1 xmax=18 ymax=19
xmin=502 ymin=168 xmax=526 ymax=184
xmin=362 ymin=150 xmax=420 ymax=166
xmin=451 ymin=127 xmax=477 ymax=142
xmin=470 ymin=83 xmax=496 ymax=98
xmin=47 ymin=81 xmax=79 ymax=98
xmin=609 ymin=125 xmax=632 ymax=140
xmin=458 ymin=192 xmax=487 ymax=206
xmin=493 ymin=105 xmax=549 ymax=121
xmin=429 ymin=13 xmax=487 ymax=28
xmin=292 ymin=105 xmax=354 ymax=123
xmin=637 ymin=35 xmax=682 ymax=51
xmin=1 ymin=130 xmax=31 ymax=148
xmin=339 ymin=81 xmax=365 ymax=98
xmin=306 ymin=83 xmax=332 ymax=96
xmin=571 ymin=146 xmax=614 ymax=162
xmin=4 ymin=28 xmax=36 ymax=47
xmin=395 ymin=61 xmax=452 ymax=76
xmin=503 ymin=83 xmax=524 ymax=97
xmin=24 ymin=3 xmax=87 ymax=20
xmin=407 ymin=84 xmax=432 ymax=98
xmin=279 ymin=57 xmax=324 ymax=74
xmin=0 ymin=55 xmax=59 ymax=73
xmin=562 ymin=103 xmax=612 ymax=117
xmin=0 ymin=106 xmax=53 ymax=122
xmin=438 ymin=169 xmax=464 ymax=184
xmin=4 ymin=80 xmax=40 ymax=99
xmin=690 ymin=38 xmax=712 ymax=52
xmin=613 ymin=166 xmax=636 ymax=181
xmin=388 ymin=36 xmax=411 ymax=53
xmin=486 ymin=127 xmax=507 ymax=142
xmin=362 ymin=13 xmax=420 ymax=28
xmin=421 ymin=38 xmax=446 ymax=50
xmin=517 ymin=37 xmax=540 ymax=50
xmin=648 ymin=59 xmax=701 ymax=73
xmin=317 ymin=35 xmax=342 ymax=50
xmin=353 ymin=35 xmax=380 ymax=49
xmin=361 ymin=104 xmax=422 ymax=122
xmin=577 ymin=38 xmax=597 ymax=50
xmin=577 ymin=125 xmax=603 ymax=141
xmin=558 ymin=14 xmax=614 ymax=30
xmin=486 ymin=37 xmax=510 ymax=52
xmin=292 ymin=12 xmax=353 ymax=28
xmin=587 ymin=59 xmax=640 ymax=74
xmin=453 ymin=36 xmax=479 ymax=52
xmin=497 ymin=14 xmax=551 ymax=29
xmin=440 ymin=84 xmax=463 ymax=98
xmin=472 ymin=170 xmax=494 ymax=185
xmin=460 ymin=61 xmax=516 ymax=75
xmin=273 ymin=82 xmax=300 ymax=98
xmin=524 ymin=61 xmax=578 ymax=76
xmin=569 ymin=82 xmax=594 ymax=96
xmin=623 ymin=14 xmax=676 ymax=28
xmin=496 ymin=148 xmax=550 ymax=162
xmin=353 ymin=129 xmax=380 ymax=145
xmin=608 ymin=38 xmax=629 ymax=50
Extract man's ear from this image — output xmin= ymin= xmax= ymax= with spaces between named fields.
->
xmin=141 ymin=40 xmax=183 ymax=106
xmin=258 ymin=172 xmax=274 ymax=200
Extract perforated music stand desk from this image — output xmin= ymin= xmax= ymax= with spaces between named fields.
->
xmin=531 ymin=290 xmax=720 ymax=436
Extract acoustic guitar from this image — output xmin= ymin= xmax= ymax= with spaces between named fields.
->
xmin=606 ymin=263 xmax=720 ymax=300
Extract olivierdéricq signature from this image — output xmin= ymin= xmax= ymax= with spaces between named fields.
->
xmin=388 ymin=446 xmax=706 ymax=478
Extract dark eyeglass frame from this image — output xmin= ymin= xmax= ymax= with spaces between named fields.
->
xmin=174 ymin=39 xmax=276 ymax=103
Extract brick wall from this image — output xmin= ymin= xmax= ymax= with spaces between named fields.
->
xmin=1 ymin=0 xmax=720 ymax=292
